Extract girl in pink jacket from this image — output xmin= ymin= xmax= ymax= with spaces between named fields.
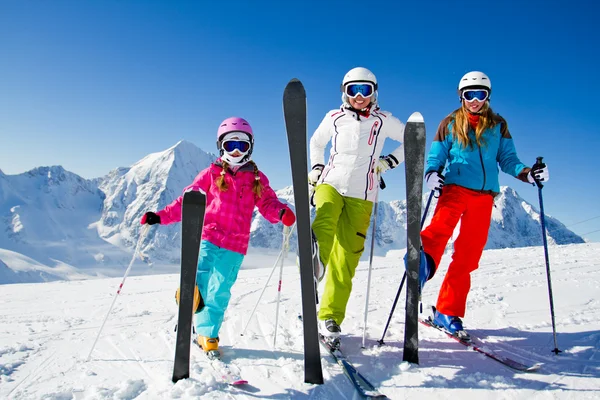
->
xmin=141 ymin=117 xmax=296 ymax=356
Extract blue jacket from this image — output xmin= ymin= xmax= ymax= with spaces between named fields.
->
xmin=426 ymin=113 xmax=530 ymax=194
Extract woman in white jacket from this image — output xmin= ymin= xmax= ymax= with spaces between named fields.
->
xmin=309 ymin=67 xmax=405 ymax=340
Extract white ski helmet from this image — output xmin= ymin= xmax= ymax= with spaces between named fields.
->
xmin=340 ymin=67 xmax=378 ymax=107
xmin=341 ymin=67 xmax=378 ymax=89
xmin=458 ymin=71 xmax=492 ymax=92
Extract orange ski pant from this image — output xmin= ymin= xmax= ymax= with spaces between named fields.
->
xmin=421 ymin=185 xmax=494 ymax=317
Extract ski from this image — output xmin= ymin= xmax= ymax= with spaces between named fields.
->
xmin=172 ymin=190 xmax=206 ymax=383
xmin=192 ymin=339 xmax=248 ymax=386
xmin=283 ymin=78 xmax=324 ymax=384
xmin=402 ymin=112 xmax=426 ymax=364
xmin=319 ymin=336 xmax=389 ymax=399
xmin=419 ymin=317 xmax=542 ymax=372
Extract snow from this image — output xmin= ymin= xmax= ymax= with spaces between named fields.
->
xmin=1 ymin=241 xmax=599 ymax=399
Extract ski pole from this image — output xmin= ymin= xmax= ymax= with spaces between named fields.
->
xmin=378 ymin=190 xmax=435 ymax=345
xmin=241 ymin=224 xmax=295 ymax=337
xmin=361 ymin=176 xmax=383 ymax=348
xmin=86 ymin=224 xmax=150 ymax=361
xmin=273 ymin=224 xmax=292 ymax=348
xmin=533 ymin=157 xmax=561 ymax=354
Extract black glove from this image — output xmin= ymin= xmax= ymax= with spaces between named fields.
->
xmin=141 ymin=212 xmax=161 ymax=225
xmin=425 ymin=171 xmax=445 ymax=192
xmin=527 ymin=163 xmax=550 ymax=183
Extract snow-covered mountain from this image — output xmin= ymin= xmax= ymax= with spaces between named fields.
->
xmin=0 ymin=141 xmax=584 ymax=284
xmin=268 ymin=186 xmax=585 ymax=256
xmin=97 ymin=140 xmax=216 ymax=262
xmin=0 ymin=165 xmax=116 ymax=280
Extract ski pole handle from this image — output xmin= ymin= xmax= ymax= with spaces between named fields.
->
xmin=533 ymin=156 xmax=545 ymax=189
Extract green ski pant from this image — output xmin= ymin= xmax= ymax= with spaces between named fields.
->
xmin=312 ymin=184 xmax=373 ymax=325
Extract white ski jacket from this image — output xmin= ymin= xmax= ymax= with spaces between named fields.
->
xmin=310 ymin=106 xmax=405 ymax=202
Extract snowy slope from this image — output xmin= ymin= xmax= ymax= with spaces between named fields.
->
xmin=1 ymin=242 xmax=599 ymax=399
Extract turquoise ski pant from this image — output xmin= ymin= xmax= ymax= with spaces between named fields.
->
xmin=194 ymin=240 xmax=244 ymax=338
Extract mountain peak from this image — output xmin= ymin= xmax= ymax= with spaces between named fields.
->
xmin=170 ymin=139 xmax=197 ymax=151
xmin=28 ymin=165 xmax=67 ymax=176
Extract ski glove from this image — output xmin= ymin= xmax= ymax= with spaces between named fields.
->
xmin=425 ymin=171 xmax=445 ymax=192
xmin=141 ymin=211 xmax=161 ymax=225
xmin=377 ymin=154 xmax=399 ymax=174
xmin=308 ymin=164 xmax=324 ymax=187
xmin=279 ymin=207 xmax=296 ymax=227
xmin=527 ymin=164 xmax=550 ymax=184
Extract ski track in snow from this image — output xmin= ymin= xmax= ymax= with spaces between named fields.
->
xmin=1 ymin=243 xmax=599 ymax=399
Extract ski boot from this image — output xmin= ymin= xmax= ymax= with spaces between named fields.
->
xmin=196 ymin=336 xmax=221 ymax=360
xmin=311 ymin=230 xmax=326 ymax=282
xmin=175 ymin=285 xmax=204 ymax=313
xmin=403 ymin=249 xmax=436 ymax=295
xmin=319 ymin=319 xmax=341 ymax=349
xmin=433 ymin=310 xmax=470 ymax=342
xmin=297 ymin=230 xmax=325 ymax=281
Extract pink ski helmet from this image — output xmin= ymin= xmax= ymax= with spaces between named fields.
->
xmin=216 ymin=117 xmax=254 ymax=158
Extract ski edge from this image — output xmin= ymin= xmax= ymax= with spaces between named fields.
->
xmin=419 ymin=318 xmax=542 ymax=373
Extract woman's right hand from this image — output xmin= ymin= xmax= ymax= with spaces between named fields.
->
xmin=141 ymin=212 xmax=161 ymax=225
xmin=308 ymin=164 xmax=324 ymax=187
xmin=425 ymin=171 xmax=445 ymax=192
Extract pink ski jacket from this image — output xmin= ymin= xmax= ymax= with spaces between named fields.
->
xmin=156 ymin=160 xmax=287 ymax=255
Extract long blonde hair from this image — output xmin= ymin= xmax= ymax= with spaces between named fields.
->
xmin=216 ymin=161 xmax=264 ymax=197
xmin=451 ymin=102 xmax=498 ymax=149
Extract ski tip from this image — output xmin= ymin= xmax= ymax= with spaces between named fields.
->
xmin=526 ymin=363 xmax=543 ymax=372
xmin=284 ymin=78 xmax=306 ymax=96
xmin=231 ymin=379 xmax=249 ymax=385
xmin=407 ymin=112 xmax=424 ymax=123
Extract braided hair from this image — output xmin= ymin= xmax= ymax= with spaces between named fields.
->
xmin=215 ymin=161 xmax=264 ymax=198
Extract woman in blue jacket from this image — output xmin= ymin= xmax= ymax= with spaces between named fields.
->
xmin=421 ymin=71 xmax=550 ymax=339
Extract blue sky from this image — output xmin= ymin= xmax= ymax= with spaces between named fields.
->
xmin=1 ymin=0 xmax=598 ymax=241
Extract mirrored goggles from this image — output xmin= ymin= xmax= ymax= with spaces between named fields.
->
xmin=222 ymin=140 xmax=251 ymax=153
xmin=345 ymin=83 xmax=375 ymax=98
xmin=462 ymin=89 xmax=489 ymax=102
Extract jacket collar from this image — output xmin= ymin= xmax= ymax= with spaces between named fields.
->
xmin=213 ymin=159 xmax=255 ymax=174
xmin=341 ymin=104 xmax=379 ymax=121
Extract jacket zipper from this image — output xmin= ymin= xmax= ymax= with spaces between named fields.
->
xmin=478 ymin=145 xmax=486 ymax=190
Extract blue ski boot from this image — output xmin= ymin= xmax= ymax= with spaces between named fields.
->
xmin=433 ymin=310 xmax=470 ymax=341
xmin=404 ymin=249 xmax=436 ymax=294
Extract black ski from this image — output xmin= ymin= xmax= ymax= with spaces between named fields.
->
xmin=419 ymin=317 xmax=542 ymax=372
xmin=402 ymin=112 xmax=426 ymax=364
xmin=283 ymin=78 xmax=324 ymax=384
xmin=319 ymin=336 xmax=389 ymax=399
xmin=172 ymin=190 xmax=206 ymax=383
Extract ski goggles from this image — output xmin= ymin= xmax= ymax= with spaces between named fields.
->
xmin=462 ymin=89 xmax=489 ymax=102
xmin=222 ymin=140 xmax=251 ymax=153
xmin=345 ymin=82 xmax=375 ymax=98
